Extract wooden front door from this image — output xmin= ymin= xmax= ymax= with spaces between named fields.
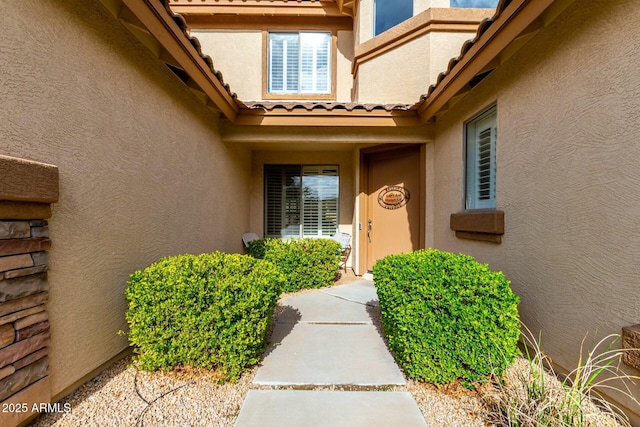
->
xmin=362 ymin=145 xmax=423 ymax=272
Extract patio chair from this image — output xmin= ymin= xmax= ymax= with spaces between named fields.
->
xmin=242 ymin=232 xmax=260 ymax=249
xmin=332 ymin=232 xmax=352 ymax=272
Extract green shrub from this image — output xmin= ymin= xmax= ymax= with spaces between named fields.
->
xmin=248 ymin=238 xmax=341 ymax=293
xmin=373 ymin=248 xmax=520 ymax=386
xmin=125 ymin=252 xmax=284 ymax=381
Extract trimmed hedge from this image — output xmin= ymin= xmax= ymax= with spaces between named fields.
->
xmin=247 ymin=238 xmax=342 ymax=293
xmin=373 ymin=248 xmax=520 ymax=386
xmin=125 ymin=252 xmax=284 ymax=381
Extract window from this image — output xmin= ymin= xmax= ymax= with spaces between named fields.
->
xmin=465 ymin=105 xmax=497 ymax=210
xmin=374 ymin=0 xmax=413 ymax=36
xmin=265 ymin=165 xmax=339 ymax=238
xmin=268 ymin=32 xmax=331 ymax=95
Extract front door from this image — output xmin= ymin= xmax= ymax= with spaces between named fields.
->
xmin=363 ymin=145 xmax=423 ymax=272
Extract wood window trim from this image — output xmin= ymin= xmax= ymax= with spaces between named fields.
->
xmin=262 ymin=30 xmax=337 ymax=101
xmin=450 ymin=210 xmax=504 ymax=243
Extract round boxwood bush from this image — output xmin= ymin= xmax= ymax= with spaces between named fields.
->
xmin=125 ymin=252 xmax=284 ymax=381
xmin=373 ymin=248 xmax=520 ymax=386
xmin=247 ymin=238 xmax=341 ymax=293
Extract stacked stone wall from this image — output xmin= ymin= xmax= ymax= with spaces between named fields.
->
xmin=0 ymin=155 xmax=58 ymax=426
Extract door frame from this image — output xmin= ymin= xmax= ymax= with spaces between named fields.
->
xmin=358 ymin=144 xmax=427 ymax=274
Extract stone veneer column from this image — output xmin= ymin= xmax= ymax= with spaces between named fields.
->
xmin=0 ymin=155 xmax=58 ymax=427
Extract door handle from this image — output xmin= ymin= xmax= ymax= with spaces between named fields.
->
xmin=367 ymin=219 xmax=372 ymax=243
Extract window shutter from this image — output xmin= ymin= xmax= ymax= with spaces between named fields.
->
xmin=476 ymin=125 xmax=495 ymax=203
xmin=265 ymin=166 xmax=301 ymax=238
xmin=465 ymin=106 xmax=496 ymax=210
xmin=300 ymin=33 xmax=330 ymax=94
xmin=283 ymin=167 xmax=301 ymax=238
xmin=268 ymin=34 xmax=299 ymax=93
xmin=318 ymin=167 xmax=339 ymax=236
xmin=302 ymin=166 xmax=339 ymax=237
xmin=265 ymin=166 xmax=283 ymax=237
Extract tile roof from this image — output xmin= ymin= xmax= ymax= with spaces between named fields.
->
xmin=162 ymin=0 xmax=407 ymax=114
xmin=417 ymin=0 xmax=512 ymax=105
xmin=159 ymin=0 xmax=237 ymax=101
xmin=160 ymin=0 xmax=514 ymax=118
xmin=239 ymin=101 xmax=417 ymax=113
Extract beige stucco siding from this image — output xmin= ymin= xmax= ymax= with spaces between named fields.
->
xmin=0 ymin=0 xmax=251 ymax=399
xmin=356 ymin=35 xmax=431 ymax=103
xmin=336 ymin=30 xmax=355 ymax=102
xmin=430 ymin=0 xmax=640 ymax=415
xmin=355 ymin=30 xmax=477 ymax=103
xmin=193 ymin=31 xmax=263 ymax=101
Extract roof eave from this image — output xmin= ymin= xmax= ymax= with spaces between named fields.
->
xmin=169 ymin=0 xmax=350 ymax=18
xmin=235 ymin=109 xmax=421 ymax=127
xmin=417 ymin=0 xmax=578 ymax=123
xmin=113 ymin=0 xmax=239 ymax=121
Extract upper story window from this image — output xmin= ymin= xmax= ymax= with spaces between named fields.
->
xmin=374 ymin=0 xmax=413 ymax=36
xmin=268 ymin=32 xmax=331 ymax=96
xmin=465 ymin=105 xmax=497 ymax=210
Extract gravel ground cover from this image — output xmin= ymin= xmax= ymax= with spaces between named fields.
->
xmin=29 ymin=354 xmax=487 ymax=427
xmin=30 ymin=357 xmax=257 ymax=427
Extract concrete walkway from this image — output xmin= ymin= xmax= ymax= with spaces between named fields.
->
xmin=234 ymin=280 xmax=428 ymax=427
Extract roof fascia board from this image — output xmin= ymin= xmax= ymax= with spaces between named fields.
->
xmin=183 ymin=15 xmax=352 ymax=31
xmin=169 ymin=0 xmax=347 ymax=18
xmin=234 ymin=110 xmax=421 ymax=127
xmin=221 ymin=124 xmax=431 ymax=145
xmin=418 ymin=0 xmax=569 ymax=123
xmin=120 ymin=0 xmax=239 ymax=120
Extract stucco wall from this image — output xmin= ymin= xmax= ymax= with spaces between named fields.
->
xmin=430 ymin=0 xmax=640 ymax=416
xmin=355 ymin=30 xmax=476 ymax=104
xmin=0 ymin=0 xmax=251 ymax=399
xmin=336 ymin=30 xmax=355 ymax=102
xmin=193 ymin=31 xmax=263 ymax=101
xmin=250 ymin=150 xmax=355 ymax=239
xmin=356 ymin=35 xmax=430 ymax=104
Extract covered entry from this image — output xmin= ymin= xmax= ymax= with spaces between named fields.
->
xmin=359 ymin=145 xmax=425 ymax=273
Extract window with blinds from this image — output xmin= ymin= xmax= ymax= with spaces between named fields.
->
xmin=265 ymin=165 xmax=339 ymax=238
xmin=268 ymin=32 xmax=331 ymax=95
xmin=465 ymin=106 xmax=497 ymax=210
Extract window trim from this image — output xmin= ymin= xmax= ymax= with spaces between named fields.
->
xmin=262 ymin=30 xmax=337 ymax=101
xmin=451 ymin=104 xmax=503 ymax=243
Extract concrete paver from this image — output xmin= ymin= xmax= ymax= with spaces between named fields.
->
xmin=319 ymin=280 xmax=379 ymax=306
xmin=234 ymin=280 xmax=427 ymax=427
xmin=235 ymin=390 xmax=428 ymax=427
xmin=253 ymin=323 xmax=405 ymax=386
xmin=276 ymin=291 xmax=374 ymax=324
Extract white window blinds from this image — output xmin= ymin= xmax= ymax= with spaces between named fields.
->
xmin=268 ymin=32 xmax=331 ymax=95
xmin=466 ymin=106 xmax=497 ymax=210
xmin=265 ymin=165 xmax=339 ymax=238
